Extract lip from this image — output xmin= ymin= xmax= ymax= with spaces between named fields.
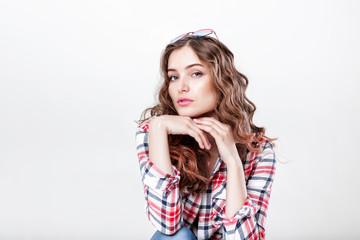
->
xmin=177 ymin=98 xmax=193 ymax=106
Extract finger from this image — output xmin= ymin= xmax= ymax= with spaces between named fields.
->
xmin=188 ymin=123 xmax=211 ymax=150
xmin=194 ymin=117 xmax=228 ymax=131
xmin=179 ymin=117 xmax=208 ymax=149
xmin=194 ymin=119 xmax=226 ymax=138
xmin=185 ymin=121 xmax=209 ymax=149
xmin=186 ymin=127 xmax=208 ymax=149
xmin=195 ymin=123 xmax=222 ymax=141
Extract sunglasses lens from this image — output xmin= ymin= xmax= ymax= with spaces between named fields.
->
xmin=170 ymin=29 xmax=216 ymax=43
xmin=193 ymin=29 xmax=213 ymax=38
xmin=170 ymin=33 xmax=188 ymax=43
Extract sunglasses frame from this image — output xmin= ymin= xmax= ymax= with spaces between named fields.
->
xmin=170 ymin=29 xmax=218 ymax=44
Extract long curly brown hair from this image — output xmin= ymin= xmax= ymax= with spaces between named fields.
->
xmin=139 ymin=35 xmax=268 ymax=194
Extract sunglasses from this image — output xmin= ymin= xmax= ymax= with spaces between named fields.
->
xmin=170 ymin=29 xmax=218 ymax=44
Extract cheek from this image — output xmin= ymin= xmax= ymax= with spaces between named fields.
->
xmin=202 ymin=82 xmax=218 ymax=104
xmin=168 ymin=84 xmax=176 ymax=102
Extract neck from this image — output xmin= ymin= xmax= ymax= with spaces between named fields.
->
xmin=205 ymin=138 xmax=219 ymax=174
xmin=197 ymin=110 xmax=218 ymax=119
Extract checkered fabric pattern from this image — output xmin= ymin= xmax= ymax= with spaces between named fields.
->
xmin=135 ymin=119 xmax=276 ymax=240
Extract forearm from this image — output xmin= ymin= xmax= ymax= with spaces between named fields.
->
xmin=136 ymin=122 xmax=182 ymax=234
xmin=225 ymin=160 xmax=247 ymax=219
xmin=148 ymin=117 xmax=174 ymax=175
xmin=145 ymin=185 xmax=182 ymax=235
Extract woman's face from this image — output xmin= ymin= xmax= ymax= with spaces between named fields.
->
xmin=167 ymin=46 xmax=219 ymax=118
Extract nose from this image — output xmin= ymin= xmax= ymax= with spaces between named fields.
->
xmin=177 ymin=77 xmax=189 ymax=93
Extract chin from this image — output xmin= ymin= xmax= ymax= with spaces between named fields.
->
xmin=177 ymin=113 xmax=197 ymax=118
xmin=177 ymin=110 xmax=216 ymax=118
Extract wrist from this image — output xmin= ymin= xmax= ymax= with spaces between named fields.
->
xmin=225 ymin=158 xmax=243 ymax=172
xmin=149 ymin=116 xmax=168 ymax=134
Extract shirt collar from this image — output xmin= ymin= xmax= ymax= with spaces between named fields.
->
xmin=210 ymin=155 xmax=223 ymax=179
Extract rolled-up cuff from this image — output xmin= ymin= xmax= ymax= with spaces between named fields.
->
xmin=213 ymin=195 xmax=260 ymax=230
xmin=143 ymin=160 xmax=181 ymax=197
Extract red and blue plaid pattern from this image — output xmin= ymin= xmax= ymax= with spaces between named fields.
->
xmin=136 ymin=119 xmax=276 ymax=240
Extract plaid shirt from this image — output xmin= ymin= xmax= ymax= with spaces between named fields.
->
xmin=136 ymin=119 xmax=276 ymax=240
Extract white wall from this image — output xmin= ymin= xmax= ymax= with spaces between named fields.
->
xmin=0 ymin=0 xmax=359 ymax=239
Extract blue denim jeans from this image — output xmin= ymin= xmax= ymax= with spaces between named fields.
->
xmin=150 ymin=226 xmax=197 ymax=240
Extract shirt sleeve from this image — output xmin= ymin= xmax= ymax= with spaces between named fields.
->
xmin=214 ymin=139 xmax=276 ymax=240
xmin=135 ymin=122 xmax=183 ymax=235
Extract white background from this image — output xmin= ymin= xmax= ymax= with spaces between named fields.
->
xmin=0 ymin=0 xmax=359 ymax=239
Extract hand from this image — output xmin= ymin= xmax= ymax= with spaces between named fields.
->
xmin=150 ymin=115 xmax=211 ymax=150
xmin=193 ymin=117 xmax=241 ymax=166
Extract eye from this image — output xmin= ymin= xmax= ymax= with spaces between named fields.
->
xmin=192 ymin=71 xmax=203 ymax=77
xmin=169 ymin=76 xmax=178 ymax=81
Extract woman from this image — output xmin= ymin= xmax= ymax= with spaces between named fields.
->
xmin=136 ymin=29 xmax=276 ymax=240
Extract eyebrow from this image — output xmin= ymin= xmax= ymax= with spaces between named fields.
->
xmin=167 ymin=63 xmax=204 ymax=73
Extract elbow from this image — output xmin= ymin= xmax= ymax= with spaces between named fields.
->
xmin=162 ymin=211 xmax=182 ymax=235
xmin=147 ymin=204 xmax=182 ymax=235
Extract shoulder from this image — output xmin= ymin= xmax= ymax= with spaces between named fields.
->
xmin=259 ymin=137 xmax=275 ymax=152
xmin=135 ymin=118 xmax=155 ymax=145
xmin=257 ymin=137 xmax=276 ymax=166
xmin=246 ymin=137 xmax=276 ymax=164
xmin=137 ymin=116 xmax=158 ymax=133
xmin=138 ymin=119 xmax=152 ymax=133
